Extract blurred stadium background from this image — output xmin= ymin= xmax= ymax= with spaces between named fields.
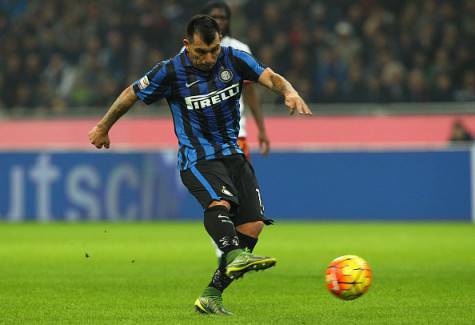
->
xmin=1 ymin=1 xmax=475 ymax=323
xmin=1 ymin=0 xmax=474 ymax=221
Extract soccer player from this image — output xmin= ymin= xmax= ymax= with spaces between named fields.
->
xmin=201 ymin=1 xmax=270 ymax=159
xmin=89 ymin=15 xmax=312 ymax=315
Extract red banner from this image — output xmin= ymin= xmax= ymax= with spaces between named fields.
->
xmin=0 ymin=115 xmax=473 ymax=149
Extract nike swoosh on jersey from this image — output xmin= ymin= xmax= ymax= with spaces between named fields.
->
xmin=185 ymin=80 xmax=200 ymax=88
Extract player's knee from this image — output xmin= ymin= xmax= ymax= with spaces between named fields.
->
xmin=207 ymin=199 xmax=231 ymax=210
xmin=236 ymin=221 xmax=264 ymax=238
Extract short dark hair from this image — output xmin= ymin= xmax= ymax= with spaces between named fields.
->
xmin=201 ymin=1 xmax=231 ymax=36
xmin=201 ymin=1 xmax=231 ymax=19
xmin=186 ymin=15 xmax=220 ymax=44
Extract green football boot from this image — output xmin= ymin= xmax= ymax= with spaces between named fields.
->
xmin=225 ymin=249 xmax=277 ymax=279
xmin=194 ymin=295 xmax=233 ymax=315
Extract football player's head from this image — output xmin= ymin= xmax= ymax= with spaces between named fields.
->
xmin=201 ymin=1 xmax=231 ymax=37
xmin=184 ymin=15 xmax=222 ymax=71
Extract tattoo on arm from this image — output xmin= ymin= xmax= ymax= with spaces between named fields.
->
xmin=269 ymin=73 xmax=297 ymax=97
xmin=98 ymin=87 xmax=137 ymax=131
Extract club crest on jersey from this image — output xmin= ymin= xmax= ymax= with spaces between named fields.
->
xmin=184 ymin=83 xmax=240 ymax=110
xmin=218 ymin=68 xmax=233 ymax=83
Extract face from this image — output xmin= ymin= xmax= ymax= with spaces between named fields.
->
xmin=209 ymin=8 xmax=229 ymax=36
xmin=184 ymin=32 xmax=221 ymax=71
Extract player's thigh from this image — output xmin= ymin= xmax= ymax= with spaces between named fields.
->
xmin=180 ymin=159 xmax=239 ymax=209
xmin=230 ymin=157 xmax=271 ymax=226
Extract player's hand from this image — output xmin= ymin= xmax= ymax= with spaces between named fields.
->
xmin=285 ymin=92 xmax=312 ymax=116
xmin=88 ymin=124 xmax=110 ymax=149
xmin=258 ymin=131 xmax=270 ymax=156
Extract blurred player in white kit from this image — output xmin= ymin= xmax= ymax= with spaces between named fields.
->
xmin=202 ymin=1 xmax=270 ymax=159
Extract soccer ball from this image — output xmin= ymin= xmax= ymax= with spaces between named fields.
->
xmin=325 ymin=255 xmax=372 ymax=300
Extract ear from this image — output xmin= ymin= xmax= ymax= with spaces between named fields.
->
xmin=183 ymin=38 xmax=190 ymax=50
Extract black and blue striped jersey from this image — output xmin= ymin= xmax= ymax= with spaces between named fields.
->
xmin=132 ymin=46 xmax=266 ymax=170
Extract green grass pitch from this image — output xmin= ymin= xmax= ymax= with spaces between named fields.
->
xmin=0 ymin=222 xmax=474 ymax=324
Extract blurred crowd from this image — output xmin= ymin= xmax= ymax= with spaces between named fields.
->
xmin=1 ymin=0 xmax=474 ymax=112
xmin=245 ymin=0 xmax=475 ymax=104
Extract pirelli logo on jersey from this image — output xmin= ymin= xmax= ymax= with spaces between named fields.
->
xmin=185 ymin=83 xmax=240 ymax=110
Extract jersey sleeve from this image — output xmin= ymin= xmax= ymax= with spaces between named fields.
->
xmin=229 ymin=48 xmax=267 ymax=82
xmin=240 ymin=43 xmax=252 ymax=55
xmin=132 ymin=61 xmax=171 ymax=105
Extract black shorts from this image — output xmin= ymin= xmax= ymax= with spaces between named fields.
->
xmin=180 ymin=154 xmax=273 ymax=226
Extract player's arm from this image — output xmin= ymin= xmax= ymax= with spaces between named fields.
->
xmin=89 ymin=86 xmax=138 ymax=149
xmin=258 ymin=68 xmax=312 ymax=116
xmin=242 ymin=83 xmax=270 ymax=155
xmin=230 ymin=48 xmax=311 ymax=115
xmin=89 ymin=61 xmax=170 ymax=149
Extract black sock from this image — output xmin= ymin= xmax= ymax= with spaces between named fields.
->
xmin=204 ymin=205 xmax=240 ymax=255
xmin=208 ymin=231 xmax=259 ymax=293
xmin=237 ymin=231 xmax=258 ymax=252
xmin=208 ymin=257 xmax=232 ymax=293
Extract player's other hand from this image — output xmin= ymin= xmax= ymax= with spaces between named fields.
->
xmin=258 ymin=131 xmax=270 ymax=156
xmin=88 ymin=124 xmax=110 ymax=149
xmin=285 ymin=92 xmax=312 ymax=116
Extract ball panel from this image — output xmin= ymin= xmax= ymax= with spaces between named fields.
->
xmin=325 ymin=255 xmax=372 ymax=300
